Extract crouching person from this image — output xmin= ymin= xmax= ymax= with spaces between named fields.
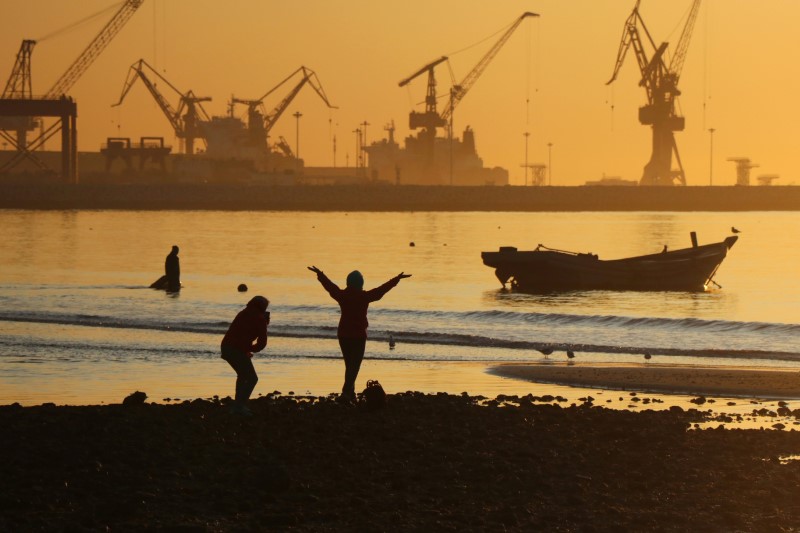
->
xmin=221 ymin=296 xmax=270 ymax=416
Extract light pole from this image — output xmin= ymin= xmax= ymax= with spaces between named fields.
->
xmin=360 ymin=120 xmax=370 ymax=169
xmin=523 ymin=132 xmax=530 ymax=186
xmin=293 ymin=111 xmax=303 ymax=159
xmin=352 ymin=128 xmax=361 ymax=169
xmin=547 ymin=142 xmax=553 ymax=186
xmin=708 ymin=128 xmax=715 ymax=186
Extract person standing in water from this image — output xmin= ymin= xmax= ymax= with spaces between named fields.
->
xmin=165 ymin=245 xmax=181 ymax=292
xmin=308 ymin=266 xmax=411 ymax=402
xmin=220 ymin=296 xmax=270 ymax=415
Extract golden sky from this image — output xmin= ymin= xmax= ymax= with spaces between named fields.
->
xmin=1 ymin=0 xmax=799 ymax=186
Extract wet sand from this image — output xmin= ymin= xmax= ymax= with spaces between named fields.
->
xmin=492 ymin=363 xmax=800 ymax=399
xmin=2 ymin=392 xmax=800 ymax=531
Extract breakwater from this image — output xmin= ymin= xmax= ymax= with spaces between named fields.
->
xmin=2 ymin=183 xmax=800 ymax=211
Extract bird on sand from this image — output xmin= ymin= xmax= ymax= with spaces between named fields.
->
xmin=566 ymin=350 xmax=575 ymax=359
xmin=539 ymin=347 xmax=554 ymax=359
xmin=731 ymin=226 xmax=741 ymax=234
xmin=389 ymin=334 xmax=396 ymax=350
xmin=643 ymin=352 xmax=652 ymax=361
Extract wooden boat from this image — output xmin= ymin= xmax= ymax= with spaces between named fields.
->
xmin=481 ymin=233 xmax=738 ymax=292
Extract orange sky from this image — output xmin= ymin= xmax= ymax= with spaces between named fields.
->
xmin=1 ymin=0 xmax=799 ymax=186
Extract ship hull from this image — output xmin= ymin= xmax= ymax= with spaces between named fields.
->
xmin=481 ymin=236 xmax=738 ymax=292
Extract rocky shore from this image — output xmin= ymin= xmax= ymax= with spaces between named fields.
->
xmin=2 ymin=392 xmax=800 ymax=532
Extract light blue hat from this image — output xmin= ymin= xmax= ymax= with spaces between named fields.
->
xmin=346 ymin=270 xmax=364 ymax=289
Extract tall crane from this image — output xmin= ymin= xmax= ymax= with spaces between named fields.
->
xmin=113 ymin=59 xmax=211 ymax=155
xmin=230 ymin=66 xmax=336 ymax=147
xmin=607 ymin=0 xmax=701 ymax=186
xmin=0 ymin=0 xmax=143 ymax=156
xmin=399 ymin=12 xmax=538 ymax=139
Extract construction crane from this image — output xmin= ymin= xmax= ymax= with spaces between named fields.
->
xmin=398 ymin=56 xmax=449 ymax=136
xmin=113 ymin=59 xmax=211 ymax=155
xmin=0 ymin=0 xmax=143 ymax=160
xmin=399 ymin=12 xmax=538 ymax=139
xmin=607 ymin=0 xmax=701 ymax=186
xmin=230 ymin=66 xmax=336 ymax=147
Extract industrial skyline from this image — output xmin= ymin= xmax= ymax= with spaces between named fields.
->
xmin=1 ymin=0 xmax=798 ymax=185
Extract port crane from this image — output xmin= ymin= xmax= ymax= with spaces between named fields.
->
xmin=113 ymin=59 xmax=212 ymax=155
xmin=607 ymin=0 xmax=701 ymax=186
xmin=230 ymin=66 xmax=336 ymax=148
xmin=399 ymin=12 xmax=538 ymax=139
xmin=1 ymin=0 xmax=143 ymax=178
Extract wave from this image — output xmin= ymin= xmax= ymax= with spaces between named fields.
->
xmin=1 ymin=309 xmax=800 ymax=362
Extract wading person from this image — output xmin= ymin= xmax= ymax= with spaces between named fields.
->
xmin=165 ymin=245 xmax=181 ymax=292
xmin=220 ymin=296 xmax=270 ymax=416
xmin=308 ymin=266 xmax=411 ymax=402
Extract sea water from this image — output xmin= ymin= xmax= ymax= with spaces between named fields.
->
xmin=1 ymin=209 xmax=799 ymax=405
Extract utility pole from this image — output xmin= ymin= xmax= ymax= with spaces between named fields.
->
xmin=293 ymin=111 xmax=303 ymax=159
xmin=547 ymin=142 xmax=553 ymax=186
xmin=523 ymin=132 xmax=530 ymax=186
xmin=708 ymin=128 xmax=715 ymax=186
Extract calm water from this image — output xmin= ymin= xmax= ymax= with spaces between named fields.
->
xmin=1 ymin=209 xmax=799 ymax=405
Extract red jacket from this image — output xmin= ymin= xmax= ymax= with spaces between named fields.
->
xmin=317 ymin=272 xmax=399 ymax=339
xmin=221 ymin=303 xmax=268 ymax=355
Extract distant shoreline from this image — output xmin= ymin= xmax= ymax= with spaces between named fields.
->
xmin=2 ymin=183 xmax=800 ymax=211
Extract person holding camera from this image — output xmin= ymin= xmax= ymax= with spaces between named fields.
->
xmin=220 ymin=295 xmax=270 ymax=416
xmin=308 ymin=266 xmax=411 ymax=403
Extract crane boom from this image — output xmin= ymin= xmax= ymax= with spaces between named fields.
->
xmin=669 ymin=0 xmax=701 ymax=83
xmin=264 ymin=67 xmax=336 ymax=133
xmin=398 ymin=56 xmax=448 ymax=88
xmin=441 ymin=12 xmax=538 ymax=121
xmin=46 ymin=0 xmax=144 ymax=98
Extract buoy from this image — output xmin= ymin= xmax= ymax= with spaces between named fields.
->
xmin=237 ymin=283 xmax=248 ymax=292
xmin=409 ymin=242 xmax=415 ymax=247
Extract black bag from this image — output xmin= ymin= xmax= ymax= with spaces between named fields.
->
xmin=362 ymin=379 xmax=386 ymax=410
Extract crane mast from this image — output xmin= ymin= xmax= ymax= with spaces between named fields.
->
xmin=47 ymin=0 xmax=144 ymax=98
xmin=607 ymin=0 xmax=701 ymax=186
xmin=113 ymin=59 xmax=211 ymax=155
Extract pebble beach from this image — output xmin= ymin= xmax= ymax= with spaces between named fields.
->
xmin=2 ymin=389 xmax=800 ymax=532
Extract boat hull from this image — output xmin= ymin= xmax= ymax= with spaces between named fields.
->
xmin=481 ymin=236 xmax=738 ymax=292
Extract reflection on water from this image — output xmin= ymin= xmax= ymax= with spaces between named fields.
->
xmin=1 ymin=210 xmax=800 ymax=405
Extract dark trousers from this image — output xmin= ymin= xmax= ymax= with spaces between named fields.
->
xmin=221 ymin=345 xmax=258 ymax=404
xmin=338 ymin=337 xmax=366 ymax=398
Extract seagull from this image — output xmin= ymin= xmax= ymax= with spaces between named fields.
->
xmin=566 ymin=350 xmax=575 ymax=359
xmin=662 ymin=245 xmax=668 ymax=253
xmin=731 ymin=226 xmax=741 ymax=234
xmin=389 ymin=335 xmax=396 ymax=350
xmin=644 ymin=352 xmax=652 ymax=361
xmin=539 ymin=347 xmax=553 ymax=359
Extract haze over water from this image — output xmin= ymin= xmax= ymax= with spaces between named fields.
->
xmin=1 ymin=209 xmax=799 ymax=405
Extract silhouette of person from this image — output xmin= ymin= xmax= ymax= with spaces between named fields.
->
xmin=220 ymin=295 xmax=270 ymax=416
xmin=165 ymin=245 xmax=181 ymax=292
xmin=308 ymin=266 xmax=411 ymax=402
